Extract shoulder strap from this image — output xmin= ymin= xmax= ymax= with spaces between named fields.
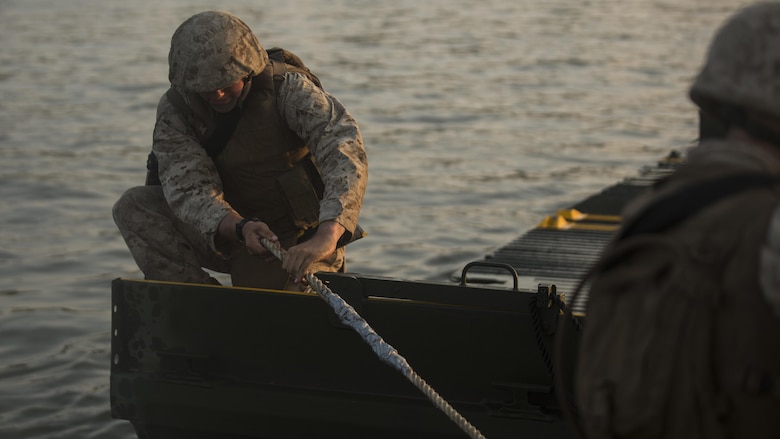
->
xmin=618 ymin=172 xmax=780 ymax=240
xmin=270 ymin=58 xmax=288 ymax=94
xmin=267 ymin=47 xmax=323 ymax=89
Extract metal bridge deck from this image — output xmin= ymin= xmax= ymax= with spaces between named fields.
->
xmin=459 ymin=152 xmax=683 ymax=294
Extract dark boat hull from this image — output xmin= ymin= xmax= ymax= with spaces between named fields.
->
xmin=111 ymin=274 xmax=579 ymax=438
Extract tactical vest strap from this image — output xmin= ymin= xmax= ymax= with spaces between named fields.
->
xmin=619 ymin=172 xmax=780 ymax=240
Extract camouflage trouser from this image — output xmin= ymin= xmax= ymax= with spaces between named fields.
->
xmin=112 ymin=186 xmax=345 ymax=290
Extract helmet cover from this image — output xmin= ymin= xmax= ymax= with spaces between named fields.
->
xmin=168 ymin=11 xmax=268 ymax=93
xmin=690 ymin=2 xmax=780 ymax=121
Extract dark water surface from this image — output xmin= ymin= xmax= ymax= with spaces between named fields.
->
xmin=0 ymin=0 xmax=746 ymax=437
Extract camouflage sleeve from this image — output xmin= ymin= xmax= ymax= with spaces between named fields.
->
xmin=152 ymin=93 xmax=238 ymax=251
xmin=276 ymin=72 xmax=368 ymax=236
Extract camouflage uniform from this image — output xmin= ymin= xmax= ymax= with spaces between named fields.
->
xmin=113 ymin=11 xmax=367 ymax=289
xmin=687 ymin=1 xmax=780 ymax=318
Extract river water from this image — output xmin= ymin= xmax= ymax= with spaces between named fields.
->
xmin=0 ymin=0 xmax=748 ymax=437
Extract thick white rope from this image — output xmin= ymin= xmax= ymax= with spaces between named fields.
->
xmin=261 ymin=238 xmax=487 ymax=439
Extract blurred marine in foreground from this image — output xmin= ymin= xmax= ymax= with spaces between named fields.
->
xmin=576 ymin=3 xmax=780 ymax=438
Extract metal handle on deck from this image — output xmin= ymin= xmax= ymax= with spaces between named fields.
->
xmin=459 ymin=261 xmax=520 ymax=291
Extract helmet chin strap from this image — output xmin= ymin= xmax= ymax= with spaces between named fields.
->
xmin=235 ymin=76 xmax=252 ymax=110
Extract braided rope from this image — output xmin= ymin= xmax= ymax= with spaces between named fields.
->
xmin=261 ymin=238 xmax=487 ymax=439
xmin=529 ymin=300 xmax=556 ymax=380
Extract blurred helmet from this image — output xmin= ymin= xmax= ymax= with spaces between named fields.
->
xmin=168 ymin=11 xmax=268 ymax=93
xmin=690 ymin=2 xmax=780 ymax=121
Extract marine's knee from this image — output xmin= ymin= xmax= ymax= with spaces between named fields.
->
xmin=112 ymin=186 xmax=165 ymax=227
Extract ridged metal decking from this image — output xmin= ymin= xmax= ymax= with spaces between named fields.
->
xmin=460 ymin=152 xmax=684 ymax=294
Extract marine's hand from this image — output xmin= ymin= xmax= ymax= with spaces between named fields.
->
xmin=219 ymin=214 xmax=280 ymax=260
xmin=242 ymin=221 xmax=280 ymax=262
xmin=283 ymin=221 xmax=345 ymax=283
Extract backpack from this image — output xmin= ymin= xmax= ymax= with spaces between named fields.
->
xmin=570 ymin=171 xmax=780 ymax=439
xmin=145 ymin=47 xmax=321 ymax=185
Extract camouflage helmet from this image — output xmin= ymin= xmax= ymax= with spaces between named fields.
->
xmin=690 ymin=2 xmax=780 ymax=121
xmin=168 ymin=11 xmax=268 ymax=93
